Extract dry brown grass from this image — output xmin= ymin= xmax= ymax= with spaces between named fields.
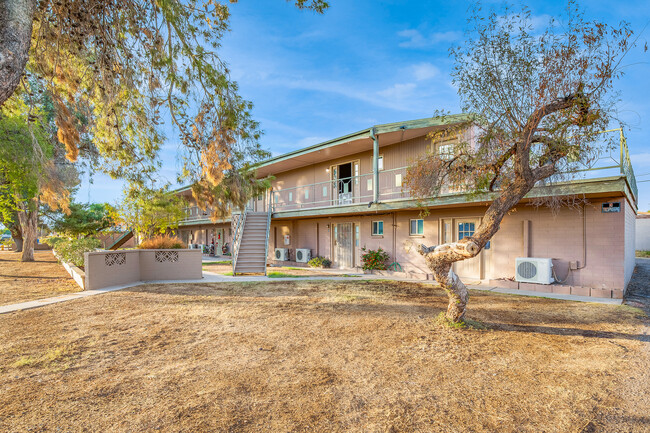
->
xmin=0 ymin=251 xmax=81 ymax=306
xmin=0 ymin=280 xmax=647 ymax=432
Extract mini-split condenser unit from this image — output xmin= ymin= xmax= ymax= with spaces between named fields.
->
xmin=295 ymin=249 xmax=311 ymax=263
xmin=515 ymin=257 xmax=554 ymax=284
xmin=274 ymin=248 xmax=289 ymax=261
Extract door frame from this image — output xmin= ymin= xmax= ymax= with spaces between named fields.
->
xmin=330 ymin=159 xmax=360 ymax=205
xmin=332 ymin=222 xmax=355 ymax=269
xmin=439 ymin=216 xmax=486 ymax=280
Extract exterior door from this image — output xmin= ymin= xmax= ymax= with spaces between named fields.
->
xmin=453 ymin=219 xmax=481 ymax=280
xmin=333 ymin=223 xmax=354 ymax=268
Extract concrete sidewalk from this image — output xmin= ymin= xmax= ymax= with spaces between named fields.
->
xmin=0 ymin=270 xmax=622 ymax=315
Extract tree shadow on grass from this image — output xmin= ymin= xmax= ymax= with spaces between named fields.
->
xmin=480 ymin=321 xmax=650 ymax=343
xmin=0 ymin=274 xmax=64 ymax=280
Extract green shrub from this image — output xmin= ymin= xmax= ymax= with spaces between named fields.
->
xmin=308 ymin=256 xmax=332 ymax=268
xmin=360 ymin=247 xmax=390 ymax=270
xmin=56 ymin=238 xmax=102 ymax=268
xmin=43 ymin=236 xmax=67 ymax=249
xmin=138 ymin=235 xmax=184 ymax=249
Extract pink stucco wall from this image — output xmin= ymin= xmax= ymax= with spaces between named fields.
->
xmin=270 ymin=195 xmax=632 ymax=291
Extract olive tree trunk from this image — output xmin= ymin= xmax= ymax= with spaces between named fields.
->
xmin=0 ymin=0 xmax=37 ymax=106
xmin=418 ymin=177 xmax=538 ymax=323
xmin=16 ymin=199 xmax=38 ymax=262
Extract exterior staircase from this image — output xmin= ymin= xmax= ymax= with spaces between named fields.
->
xmin=232 ymin=211 xmax=271 ymax=275
xmin=107 ymin=230 xmax=134 ymax=250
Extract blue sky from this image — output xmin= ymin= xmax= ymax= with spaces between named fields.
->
xmin=76 ymin=0 xmax=650 ymax=210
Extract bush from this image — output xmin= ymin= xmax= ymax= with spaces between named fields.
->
xmin=361 ymin=247 xmax=390 ymax=270
xmin=138 ymin=235 xmax=184 ymax=249
xmin=308 ymin=256 xmax=332 ymax=268
xmin=56 ymin=238 xmax=102 ymax=268
xmin=43 ymin=236 xmax=67 ymax=249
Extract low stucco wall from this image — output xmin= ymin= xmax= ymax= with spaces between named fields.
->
xmin=85 ymin=249 xmax=202 ymax=290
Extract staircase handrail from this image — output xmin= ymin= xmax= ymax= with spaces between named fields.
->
xmin=231 ymin=207 xmax=248 ymax=275
xmin=263 ymin=188 xmax=273 ymax=276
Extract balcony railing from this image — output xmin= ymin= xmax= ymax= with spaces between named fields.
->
xmin=179 ymin=128 xmax=637 ymax=219
xmin=182 ymin=205 xmax=214 ymax=221
xmin=270 ymin=128 xmax=637 ymax=212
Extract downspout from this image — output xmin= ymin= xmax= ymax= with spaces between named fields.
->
xmin=370 ymin=126 xmax=379 ymax=205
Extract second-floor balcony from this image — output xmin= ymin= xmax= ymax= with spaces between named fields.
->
xmin=270 ymin=128 xmax=638 ymax=214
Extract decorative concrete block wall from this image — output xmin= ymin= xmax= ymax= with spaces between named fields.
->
xmin=85 ymin=249 xmax=202 ymax=290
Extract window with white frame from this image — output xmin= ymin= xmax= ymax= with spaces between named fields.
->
xmin=372 ymin=221 xmax=383 ymax=236
xmin=395 ymin=173 xmax=402 ymax=187
xmin=367 ymin=178 xmax=373 ymax=191
xmin=410 ymin=219 xmax=424 ymax=236
xmin=438 ymin=143 xmax=454 ymax=160
xmin=322 ymin=186 xmax=328 ymax=197
xmin=288 ymin=192 xmax=293 ymax=202
xmin=378 ymin=155 xmax=384 ymax=170
xmin=305 ymin=190 xmax=309 ymax=199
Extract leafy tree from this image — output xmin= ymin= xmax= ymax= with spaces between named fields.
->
xmin=406 ymin=1 xmax=636 ymax=323
xmin=51 ymin=202 xmax=113 ymax=238
xmin=112 ymin=185 xmax=188 ymax=243
xmin=0 ymin=0 xmax=329 ymax=217
xmin=0 ymin=92 xmax=73 ymax=261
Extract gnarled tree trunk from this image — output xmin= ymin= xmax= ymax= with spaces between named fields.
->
xmin=16 ymin=199 xmax=38 ymax=262
xmin=0 ymin=0 xmax=37 ymax=106
xmin=418 ymin=177 xmax=536 ymax=323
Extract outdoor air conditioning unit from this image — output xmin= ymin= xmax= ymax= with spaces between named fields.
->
xmin=274 ymin=248 xmax=290 ymax=261
xmin=515 ymin=257 xmax=554 ymax=284
xmin=295 ymin=249 xmax=311 ymax=263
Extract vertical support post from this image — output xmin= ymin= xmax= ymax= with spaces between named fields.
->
xmin=522 ymin=220 xmax=530 ymax=257
xmin=619 ymin=128 xmax=625 ymax=175
xmin=370 ymin=127 xmax=379 ymax=203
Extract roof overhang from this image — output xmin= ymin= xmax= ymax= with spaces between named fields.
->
xmin=254 ymin=114 xmax=471 ymax=177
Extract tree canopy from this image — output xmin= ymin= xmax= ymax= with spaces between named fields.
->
xmin=51 ymin=202 xmax=114 ymax=238
xmin=112 ymin=185 xmax=188 ymax=241
xmin=1 ymin=0 xmax=329 ymax=219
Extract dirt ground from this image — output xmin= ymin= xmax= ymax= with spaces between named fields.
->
xmin=0 ymin=251 xmax=81 ymax=306
xmin=203 ymin=262 xmax=358 ymax=277
xmin=0 ymin=279 xmax=647 ymax=432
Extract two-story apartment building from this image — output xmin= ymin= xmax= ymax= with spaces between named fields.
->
xmin=177 ymin=115 xmax=638 ymax=298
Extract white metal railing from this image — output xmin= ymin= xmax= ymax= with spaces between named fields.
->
xmin=263 ymin=188 xmax=273 ymax=276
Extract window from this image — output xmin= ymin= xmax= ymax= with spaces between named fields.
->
xmin=438 ymin=143 xmax=454 ymax=160
xmin=410 ymin=219 xmax=424 ymax=236
xmin=395 ymin=173 xmax=402 ymax=187
xmin=367 ymin=178 xmax=373 ymax=191
xmin=288 ymin=192 xmax=293 ymax=202
xmin=458 ymin=222 xmax=475 ymax=240
xmin=323 ymin=186 xmax=328 ymax=197
xmin=305 ymin=190 xmax=309 ymax=199
xmin=378 ymin=155 xmax=384 ymax=170
xmin=372 ymin=221 xmax=383 ymax=236
xmin=355 ymin=224 xmax=360 ymax=247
